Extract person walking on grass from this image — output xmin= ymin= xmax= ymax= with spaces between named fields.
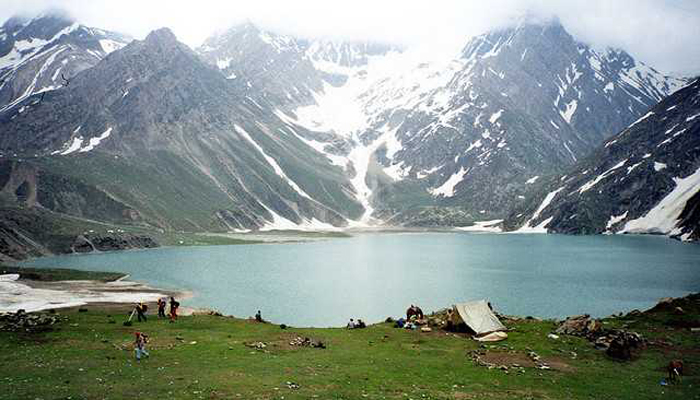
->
xmin=136 ymin=302 xmax=148 ymax=322
xmin=134 ymin=332 xmax=149 ymax=361
xmin=169 ymin=297 xmax=180 ymax=322
xmin=157 ymin=297 xmax=166 ymax=318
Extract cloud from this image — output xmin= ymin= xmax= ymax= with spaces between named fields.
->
xmin=1 ymin=0 xmax=699 ymax=74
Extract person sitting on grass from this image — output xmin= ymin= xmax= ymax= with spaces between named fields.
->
xmin=134 ymin=332 xmax=150 ymax=361
xmin=255 ymin=310 xmax=263 ymax=322
xmin=357 ymin=319 xmax=367 ymax=329
xmin=169 ymin=297 xmax=180 ymax=322
xmin=346 ymin=318 xmax=356 ymax=329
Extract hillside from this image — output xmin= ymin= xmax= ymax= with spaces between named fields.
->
xmin=0 ymin=294 xmax=698 ymax=399
xmin=506 ymin=78 xmax=700 ymax=241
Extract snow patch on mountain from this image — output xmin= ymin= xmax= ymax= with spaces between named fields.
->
xmin=259 ymin=205 xmax=341 ymax=232
xmin=430 ymin=167 xmax=467 ymax=197
xmin=235 ymin=124 xmax=314 ymax=201
xmin=57 ymin=137 xmax=83 ymax=155
xmin=622 ymin=167 xmax=700 ymax=236
xmin=517 ymin=186 xmax=565 ymax=233
xmin=99 ymin=39 xmax=125 ymax=54
xmin=606 ymin=211 xmax=628 ymax=231
xmin=577 ymin=159 xmax=627 ymax=194
xmin=79 ymin=128 xmax=112 ymax=152
xmin=456 ymin=219 xmax=503 ymax=233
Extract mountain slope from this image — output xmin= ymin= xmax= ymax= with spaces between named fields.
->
xmin=0 ymin=13 xmax=131 ymax=111
xmin=262 ymin=20 xmax=687 ymax=226
xmin=0 ymin=27 xmax=362 ymax=233
xmin=506 ymin=78 xmax=700 ymax=241
xmin=0 ymin=16 xmax=690 ymax=238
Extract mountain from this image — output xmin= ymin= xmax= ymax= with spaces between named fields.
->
xmin=197 ymin=22 xmax=325 ymax=110
xmin=506 ymin=78 xmax=700 ymax=241
xmin=0 ymin=15 xmax=691 ymax=261
xmin=0 ymin=26 xmax=363 ymax=239
xmin=196 ymin=23 xmax=397 ymax=111
xmin=250 ymin=20 xmax=687 ymax=226
xmin=0 ymin=13 xmax=131 ymax=111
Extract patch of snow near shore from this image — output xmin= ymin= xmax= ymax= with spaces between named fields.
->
xmin=606 ymin=211 xmax=628 ymax=231
xmin=259 ymin=205 xmax=341 ymax=232
xmin=0 ymin=274 xmax=166 ymax=313
xmin=621 ymin=166 xmax=700 ymax=236
xmin=456 ymin=219 xmax=503 ymax=233
xmin=516 ymin=186 xmax=565 ymax=233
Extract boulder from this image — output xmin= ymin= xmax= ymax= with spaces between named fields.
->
xmin=555 ymin=314 xmax=602 ymax=338
xmin=605 ymin=330 xmax=646 ymax=360
xmin=0 ymin=310 xmax=66 ymax=332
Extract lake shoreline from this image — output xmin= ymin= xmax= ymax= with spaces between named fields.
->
xmin=0 ymin=267 xmax=192 ymax=314
xmin=10 ymin=227 xmax=694 ymax=265
xmin=15 ymin=232 xmax=700 ymax=326
xmin=2 ymin=265 xmax=696 ymax=328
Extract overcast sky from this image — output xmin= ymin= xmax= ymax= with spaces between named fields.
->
xmin=2 ymin=0 xmax=699 ymax=74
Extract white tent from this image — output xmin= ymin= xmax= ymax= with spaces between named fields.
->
xmin=451 ymin=300 xmax=506 ymax=336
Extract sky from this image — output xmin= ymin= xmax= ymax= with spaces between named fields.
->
xmin=1 ymin=0 xmax=699 ymax=75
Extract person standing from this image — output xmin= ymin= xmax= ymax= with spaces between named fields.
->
xmin=157 ymin=298 xmax=166 ymax=318
xmin=134 ymin=332 xmax=149 ymax=361
xmin=136 ymin=302 xmax=148 ymax=322
xmin=169 ymin=297 xmax=179 ymax=322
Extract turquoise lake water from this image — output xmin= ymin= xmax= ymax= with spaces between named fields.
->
xmin=22 ymin=232 xmax=700 ymax=327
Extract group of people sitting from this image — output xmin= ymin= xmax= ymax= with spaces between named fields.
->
xmin=346 ymin=318 xmax=367 ymax=329
xmin=394 ymin=304 xmax=426 ymax=330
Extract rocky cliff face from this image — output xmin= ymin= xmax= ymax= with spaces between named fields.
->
xmin=72 ymin=233 xmax=158 ymax=253
xmin=506 ymin=78 xmax=699 ymax=241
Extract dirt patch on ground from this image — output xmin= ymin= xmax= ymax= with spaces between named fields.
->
xmin=481 ymin=351 xmax=536 ymax=368
xmin=544 ymin=356 xmax=576 ymax=373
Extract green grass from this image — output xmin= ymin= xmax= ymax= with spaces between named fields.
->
xmin=156 ymin=232 xmax=264 ymax=247
xmin=0 ymin=265 xmax=124 ymax=282
xmin=1 ymin=296 xmax=698 ymax=399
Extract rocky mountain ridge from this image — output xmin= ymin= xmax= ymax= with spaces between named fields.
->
xmin=216 ymin=20 xmax=686 ymax=226
xmin=0 ymin=13 xmax=694 ymax=261
xmin=506 ymin=78 xmax=699 ymax=241
xmin=0 ymin=13 xmax=131 ymax=112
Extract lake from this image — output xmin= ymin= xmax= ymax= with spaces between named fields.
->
xmin=22 ymin=232 xmax=700 ymax=327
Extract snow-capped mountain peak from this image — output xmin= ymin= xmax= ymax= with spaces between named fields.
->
xmin=0 ymin=13 xmax=131 ymax=111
